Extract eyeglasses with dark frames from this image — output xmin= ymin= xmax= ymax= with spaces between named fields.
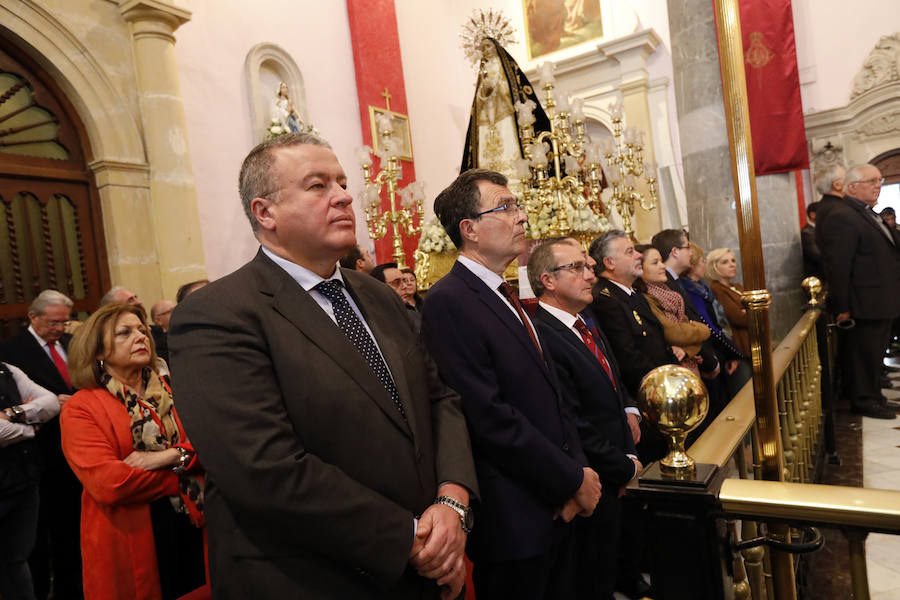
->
xmin=473 ymin=202 xmax=523 ymax=218
xmin=550 ymin=261 xmax=592 ymax=274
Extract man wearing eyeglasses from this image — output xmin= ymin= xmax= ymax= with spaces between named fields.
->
xmin=527 ymin=238 xmax=642 ymax=600
xmin=0 ymin=289 xmax=83 ymax=599
xmin=422 ymin=169 xmax=601 ymax=599
xmin=819 ymin=164 xmax=900 ymax=419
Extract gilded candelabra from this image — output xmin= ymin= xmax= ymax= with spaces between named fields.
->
xmin=357 ymin=112 xmax=425 ymax=268
xmin=601 ymin=100 xmax=658 ymax=241
xmin=514 ymin=62 xmax=606 ymax=240
xmin=514 ymin=62 xmax=658 ymax=242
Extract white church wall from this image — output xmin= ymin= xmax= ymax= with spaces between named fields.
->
xmin=792 ymin=0 xmax=898 ymax=114
xmin=174 ymin=0 xmax=365 ymax=280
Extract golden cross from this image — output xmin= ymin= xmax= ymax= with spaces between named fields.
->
xmin=381 ymin=88 xmax=392 ymax=111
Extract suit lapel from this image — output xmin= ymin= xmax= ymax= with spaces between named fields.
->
xmin=850 ymin=201 xmax=897 ymax=247
xmin=537 ymin=306 xmax=618 ymax=394
xmin=19 ymin=332 xmax=68 ymax=392
xmin=256 ymin=254 xmax=412 ymax=438
xmin=452 ymin=262 xmax=549 ymax=376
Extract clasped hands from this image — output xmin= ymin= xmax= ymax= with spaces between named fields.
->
xmin=409 ymin=483 xmax=469 ymax=600
xmin=555 ymin=467 xmax=602 ymax=523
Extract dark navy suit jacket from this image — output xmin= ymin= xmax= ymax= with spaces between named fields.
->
xmin=532 ymin=306 xmax=636 ymax=486
xmin=421 ymin=261 xmax=586 ymax=563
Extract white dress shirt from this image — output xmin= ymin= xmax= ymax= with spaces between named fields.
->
xmin=0 ymin=362 xmax=60 ymax=447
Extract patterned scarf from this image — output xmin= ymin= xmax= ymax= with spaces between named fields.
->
xmin=646 ymin=281 xmax=688 ymax=323
xmin=102 ymin=369 xmax=204 ymax=526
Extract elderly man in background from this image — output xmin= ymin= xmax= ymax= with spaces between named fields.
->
xmin=422 ymin=169 xmax=601 ymax=600
xmin=0 ymin=290 xmax=83 ymax=599
xmin=819 ymin=164 xmax=900 ymax=420
xmin=168 ymin=132 xmax=477 ymax=599
xmin=814 ymin=163 xmax=846 ymax=265
xmin=99 ymin=286 xmax=142 ymax=308
xmin=151 ymin=300 xmax=176 ymax=331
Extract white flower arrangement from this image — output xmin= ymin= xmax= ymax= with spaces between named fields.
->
xmin=417 ymin=217 xmax=456 ymax=254
xmin=266 ymin=118 xmax=319 ymax=140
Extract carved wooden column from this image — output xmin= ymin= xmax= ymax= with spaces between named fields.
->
xmin=120 ymin=0 xmax=206 ymax=299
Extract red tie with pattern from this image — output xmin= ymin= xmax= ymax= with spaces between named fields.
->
xmin=48 ymin=342 xmax=72 ymax=390
xmin=573 ymin=319 xmax=616 ymax=389
xmin=498 ymin=282 xmax=542 ymax=358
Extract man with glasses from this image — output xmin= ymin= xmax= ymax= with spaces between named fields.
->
xmin=528 ymin=238 xmax=641 ymax=600
xmin=422 ymin=169 xmax=601 ymax=599
xmin=0 ymin=290 xmax=83 ymax=599
xmin=819 ymin=164 xmax=900 ymax=419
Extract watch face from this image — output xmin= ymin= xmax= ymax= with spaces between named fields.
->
xmin=464 ymin=509 xmax=475 ymax=532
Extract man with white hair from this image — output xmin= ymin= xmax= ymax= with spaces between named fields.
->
xmin=0 ymin=290 xmax=83 ymax=598
xmin=813 ymin=163 xmax=846 ymax=265
xmin=819 ymin=164 xmax=900 ymax=419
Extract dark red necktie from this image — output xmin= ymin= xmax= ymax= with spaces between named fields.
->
xmin=48 ymin=342 xmax=72 ymax=390
xmin=498 ymin=282 xmax=542 ymax=358
xmin=573 ymin=319 xmax=616 ymax=389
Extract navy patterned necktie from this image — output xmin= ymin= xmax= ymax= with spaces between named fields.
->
xmin=314 ymin=279 xmax=406 ymax=419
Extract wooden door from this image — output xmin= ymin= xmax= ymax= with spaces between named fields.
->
xmin=0 ymin=38 xmax=109 ymax=337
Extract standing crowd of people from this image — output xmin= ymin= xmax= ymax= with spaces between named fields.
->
xmin=1 ymin=131 xmax=852 ymax=600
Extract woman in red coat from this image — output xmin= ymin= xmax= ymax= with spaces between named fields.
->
xmin=61 ymin=302 xmax=205 ymax=600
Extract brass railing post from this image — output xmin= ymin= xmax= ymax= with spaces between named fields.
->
xmin=712 ymin=0 xmax=795 ymax=597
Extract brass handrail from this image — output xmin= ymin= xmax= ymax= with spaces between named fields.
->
xmin=690 ymin=309 xmax=821 ymax=468
xmin=720 ymin=479 xmax=900 ymax=535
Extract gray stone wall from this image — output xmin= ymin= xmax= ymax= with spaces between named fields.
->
xmin=667 ymin=0 xmax=805 ymax=341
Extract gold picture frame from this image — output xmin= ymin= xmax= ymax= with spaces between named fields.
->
xmin=522 ymin=0 xmax=604 ymax=60
xmin=368 ymin=106 xmax=413 ymax=161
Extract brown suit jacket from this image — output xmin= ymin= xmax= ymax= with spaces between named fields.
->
xmin=168 ymin=249 xmax=477 ymax=599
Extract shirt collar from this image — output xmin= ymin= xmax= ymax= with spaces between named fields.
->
xmin=607 ymin=279 xmax=634 ymax=296
xmin=27 ymin=325 xmax=51 ymax=348
xmin=538 ymin=301 xmax=580 ymax=330
xmin=261 ymin=245 xmax=343 ymax=292
xmin=666 ymin=266 xmax=679 ymax=280
xmin=458 ymin=255 xmax=506 ymax=291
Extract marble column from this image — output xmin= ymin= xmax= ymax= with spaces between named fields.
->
xmin=666 ymin=0 xmax=804 ymax=340
xmin=119 ymin=0 xmax=207 ymax=300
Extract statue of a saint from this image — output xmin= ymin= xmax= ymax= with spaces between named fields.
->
xmin=271 ymin=82 xmax=302 ymax=134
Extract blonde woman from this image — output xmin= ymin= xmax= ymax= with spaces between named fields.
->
xmin=707 ymin=248 xmax=750 ymax=356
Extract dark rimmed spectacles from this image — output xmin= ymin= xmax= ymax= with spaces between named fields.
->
xmin=550 ymin=261 xmax=592 ymax=274
xmin=473 ymin=202 xmax=523 ymax=218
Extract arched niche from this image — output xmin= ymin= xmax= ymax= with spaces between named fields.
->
xmin=245 ymin=42 xmax=309 ymax=141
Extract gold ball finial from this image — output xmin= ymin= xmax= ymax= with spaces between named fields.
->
xmin=638 ymin=365 xmax=709 ymax=475
xmin=801 ymin=276 xmax=823 ymax=306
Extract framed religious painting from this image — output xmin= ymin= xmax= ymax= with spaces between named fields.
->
xmin=368 ymin=106 xmax=413 ymax=161
xmin=522 ymin=0 xmax=604 ymax=59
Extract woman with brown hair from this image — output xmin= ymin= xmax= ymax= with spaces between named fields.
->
xmin=61 ymin=302 xmax=205 ymax=600
xmin=706 ymin=248 xmax=751 ymax=356
xmin=635 ymin=245 xmax=710 ymax=376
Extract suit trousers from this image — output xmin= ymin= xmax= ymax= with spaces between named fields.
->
xmin=845 ymin=318 xmax=893 ymax=406
xmin=0 ymin=484 xmax=38 ymax=600
xmin=575 ymin=488 xmax=622 ymax=600
xmin=472 ymin=520 xmax=576 ymax=600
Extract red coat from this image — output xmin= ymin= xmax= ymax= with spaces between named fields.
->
xmin=60 ymin=387 xmax=199 ymax=600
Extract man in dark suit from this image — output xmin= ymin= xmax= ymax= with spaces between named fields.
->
xmin=421 ymin=169 xmax=601 ymax=600
xmin=801 ymin=202 xmax=822 ymax=278
xmin=814 ymin=163 xmax=846 ymax=274
xmin=819 ymin=164 xmax=900 ymax=420
xmin=528 ymin=238 xmax=641 ymax=600
xmin=0 ymin=289 xmax=82 ymax=599
xmin=167 ymin=133 xmax=478 ymax=599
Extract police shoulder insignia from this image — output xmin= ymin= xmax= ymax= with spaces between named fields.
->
xmin=632 ymin=310 xmax=643 ymax=325
xmin=599 ymin=287 xmax=611 ymax=297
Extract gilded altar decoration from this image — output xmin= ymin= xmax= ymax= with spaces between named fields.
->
xmin=357 ymin=107 xmax=425 ymax=269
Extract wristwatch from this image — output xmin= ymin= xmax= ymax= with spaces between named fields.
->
xmin=434 ymin=495 xmax=474 ymax=534
xmin=5 ymin=405 xmax=26 ymax=423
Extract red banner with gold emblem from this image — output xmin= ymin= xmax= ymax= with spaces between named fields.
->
xmin=736 ymin=0 xmax=808 ymax=175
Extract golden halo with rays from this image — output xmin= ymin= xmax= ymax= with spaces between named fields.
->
xmin=459 ymin=8 xmax=517 ymax=68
